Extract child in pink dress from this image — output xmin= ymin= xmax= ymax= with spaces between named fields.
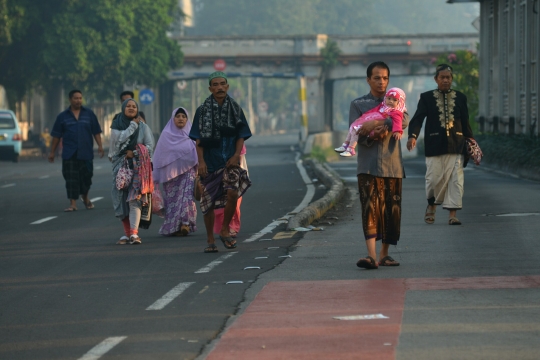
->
xmin=335 ymin=87 xmax=407 ymax=157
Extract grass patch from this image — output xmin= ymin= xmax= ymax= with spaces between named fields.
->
xmin=311 ymin=145 xmax=340 ymax=162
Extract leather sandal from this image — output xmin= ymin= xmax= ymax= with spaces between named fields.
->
xmin=356 ymin=256 xmax=378 ymax=269
xmin=448 ymin=217 xmax=462 ymax=225
xmin=424 ymin=205 xmax=435 ymax=224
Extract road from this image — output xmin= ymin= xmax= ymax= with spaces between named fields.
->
xmin=0 ymin=132 xmax=324 ymax=360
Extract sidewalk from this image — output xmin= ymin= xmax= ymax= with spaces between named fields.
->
xmin=200 ymin=157 xmax=540 ymax=360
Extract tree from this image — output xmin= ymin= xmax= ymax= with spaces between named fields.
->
xmin=0 ymin=0 xmax=183 ymax=104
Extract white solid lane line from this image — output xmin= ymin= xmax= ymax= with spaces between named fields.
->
xmin=195 ymin=252 xmax=238 ymax=274
xmin=1 ymin=183 xmax=15 ymax=188
xmin=90 ymin=197 xmax=104 ymax=202
xmin=78 ymin=336 xmax=127 ymax=360
xmin=146 ymin=282 xmax=195 ymax=310
xmin=244 ymin=153 xmax=314 ymax=242
xmin=30 ymin=216 xmax=57 ymax=225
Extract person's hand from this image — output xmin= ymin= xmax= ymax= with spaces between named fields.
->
xmin=126 ymin=150 xmax=134 ymax=159
xmin=48 ymin=152 xmax=55 ymax=163
xmin=137 ymin=116 xmax=145 ymax=123
xmin=198 ymin=160 xmax=208 ymax=178
xmin=356 ymin=120 xmax=377 ymax=136
xmin=131 ymin=117 xmax=140 ymax=125
xmin=226 ymin=154 xmax=240 ymax=168
xmin=407 ymin=138 xmax=416 ymax=151
xmin=371 ymin=125 xmax=388 ymax=140
xmin=393 ymin=132 xmax=402 ymax=141
xmin=98 ymin=146 xmax=105 ymax=158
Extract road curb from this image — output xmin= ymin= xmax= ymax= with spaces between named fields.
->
xmin=287 ymin=158 xmax=346 ymax=230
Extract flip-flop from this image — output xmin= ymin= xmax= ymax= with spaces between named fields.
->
xmin=204 ymin=244 xmax=218 ymax=253
xmin=64 ymin=207 xmax=77 ymax=212
xmin=356 ymin=256 xmax=378 ymax=269
xmin=81 ymin=197 xmax=94 ymax=209
xmin=219 ymin=235 xmax=237 ymax=249
xmin=379 ymin=255 xmax=400 ymax=266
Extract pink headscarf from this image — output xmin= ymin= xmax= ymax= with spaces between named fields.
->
xmin=152 ymin=107 xmax=198 ymax=184
xmin=379 ymin=87 xmax=407 ymax=114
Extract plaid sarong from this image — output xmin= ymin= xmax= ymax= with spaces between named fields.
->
xmin=62 ymin=158 xmax=93 ymax=200
xmin=199 ymin=167 xmax=251 ymax=214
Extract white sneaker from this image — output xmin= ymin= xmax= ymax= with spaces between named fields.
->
xmin=340 ymin=150 xmax=353 ymax=157
xmin=335 ymin=146 xmax=346 ymax=152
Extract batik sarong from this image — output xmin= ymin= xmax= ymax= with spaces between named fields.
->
xmin=159 ymin=166 xmax=198 ymax=235
xmin=199 ymin=167 xmax=251 ymax=215
xmin=357 ymin=174 xmax=401 ymax=245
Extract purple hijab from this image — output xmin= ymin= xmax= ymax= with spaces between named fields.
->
xmin=152 ymin=107 xmax=198 ymax=184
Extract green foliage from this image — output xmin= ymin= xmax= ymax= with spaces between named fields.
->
xmin=311 ymin=145 xmax=339 ymax=163
xmin=434 ymin=50 xmax=479 ymax=133
xmin=320 ymin=39 xmax=341 ymax=75
xmin=0 ymin=0 xmax=183 ymax=102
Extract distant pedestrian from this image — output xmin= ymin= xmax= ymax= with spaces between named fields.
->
xmin=153 ymin=107 xmax=198 ymax=237
xmin=336 ymin=87 xmax=406 ymax=157
xmin=39 ymin=128 xmax=52 ymax=158
xmin=109 ymin=98 xmax=155 ymax=245
xmin=213 ymin=144 xmax=248 ymax=238
xmin=189 ymin=71 xmax=252 ymax=253
xmin=49 ymin=90 xmax=104 ymax=212
xmin=407 ymin=64 xmax=474 ymax=225
xmin=350 ymin=61 xmax=408 ymax=269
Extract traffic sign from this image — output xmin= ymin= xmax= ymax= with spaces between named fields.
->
xmin=139 ymin=89 xmax=155 ymax=105
xmin=214 ymin=59 xmax=226 ymax=71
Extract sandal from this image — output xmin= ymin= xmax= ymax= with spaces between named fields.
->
xmin=81 ymin=197 xmax=94 ymax=209
xmin=129 ymin=235 xmax=142 ymax=245
xmin=219 ymin=235 xmax=237 ymax=249
xmin=204 ymin=244 xmax=218 ymax=253
xmin=424 ymin=205 xmax=435 ymax=224
xmin=379 ymin=255 xmax=400 ymax=266
xmin=64 ymin=207 xmax=77 ymax=212
xmin=116 ymin=236 xmax=129 ymax=245
xmin=180 ymin=225 xmax=190 ymax=236
xmin=356 ymin=256 xmax=378 ymax=269
xmin=448 ymin=217 xmax=462 ymax=225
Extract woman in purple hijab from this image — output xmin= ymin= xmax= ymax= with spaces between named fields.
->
xmin=153 ymin=107 xmax=198 ymax=236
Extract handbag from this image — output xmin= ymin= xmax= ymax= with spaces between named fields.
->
xmin=466 ymin=138 xmax=483 ymax=166
xmin=116 ymin=158 xmax=133 ymax=190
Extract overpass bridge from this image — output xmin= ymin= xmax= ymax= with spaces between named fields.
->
xmin=167 ymin=33 xmax=478 ymax=134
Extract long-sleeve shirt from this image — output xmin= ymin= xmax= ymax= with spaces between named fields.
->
xmin=349 ymin=92 xmax=409 ymax=178
xmin=408 ymin=89 xmax=473 ymax=157
xmin=108 ymin=121 xmax=155 ymax=161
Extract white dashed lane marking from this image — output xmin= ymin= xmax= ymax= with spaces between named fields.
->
xmin=1 ymin=183 xmax=15 ymax=188
xmin=30 ymin=216 xmax=57 ymax=225
xmin=146 ymin=282 xmax=195 ymax=310
xmin=194 ymin=252 xmax=238 ymax=274
xmin=78 ymin=336 xmax=127 ymax=360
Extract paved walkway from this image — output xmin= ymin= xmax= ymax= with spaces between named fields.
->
xmin=201 ymin=156 xmax=540 ymax=360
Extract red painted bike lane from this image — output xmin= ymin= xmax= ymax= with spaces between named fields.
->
xmin=207 ymin=276 xmax=540 ymax=359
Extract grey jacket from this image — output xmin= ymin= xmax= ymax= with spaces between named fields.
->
xmin=348 ymin=93 xmax=408 ymax=178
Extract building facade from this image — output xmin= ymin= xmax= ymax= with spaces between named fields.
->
xmin=471 ymin=0 xmax=540 ymax=135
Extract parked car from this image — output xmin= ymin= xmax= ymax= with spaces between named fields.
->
xmin=0 ymin=110 xmax=22 ymax=162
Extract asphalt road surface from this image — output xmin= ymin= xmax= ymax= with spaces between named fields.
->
xmin=0 ymin=132 xmax=323 ymax=360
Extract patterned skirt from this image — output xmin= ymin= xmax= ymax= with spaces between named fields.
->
xmin=357 ymin=174 xmax=402 ymax=245
xmin=159 ymin=167 xmax=197 ymax=236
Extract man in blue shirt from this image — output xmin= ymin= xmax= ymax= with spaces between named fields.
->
xmin=189 ymin=72 xmax=252 ymax=253
xmin=49 ymin=90 xmax=104 ymax=212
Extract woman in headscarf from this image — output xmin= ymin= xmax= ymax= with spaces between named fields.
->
xmin=109 ymin=98 xmax=155 ymax=245
xmin=153 ymin=107 xmax=198 ymax=236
